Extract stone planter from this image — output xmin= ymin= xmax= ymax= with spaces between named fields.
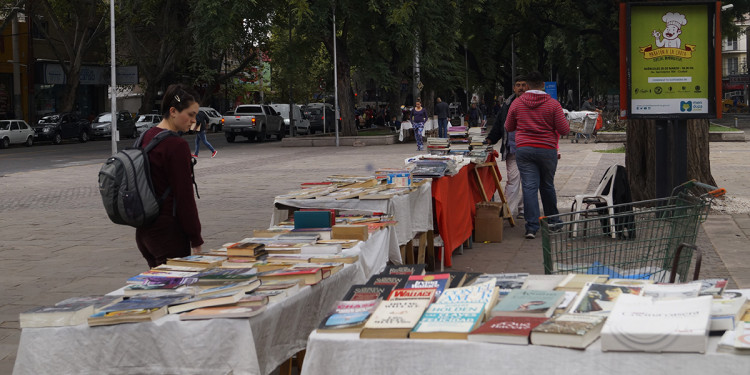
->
xmin=281 ymin=134 xmax=399 ymax=147
xmin=591 ymin=131 xmax=744 ymax=143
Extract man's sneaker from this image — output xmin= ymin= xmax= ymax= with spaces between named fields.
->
xmin=549 ymin=223 xmax=564 ymax=233
xmin=191 ymin=154 xmax=198 ymax=158
xmin=525 ymin=231 xmax=536 ymax=239
xmin=211 ymin=150 xmax=218 ymax=158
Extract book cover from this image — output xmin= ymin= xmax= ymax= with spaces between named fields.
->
xmin=225 ymin=241 xmax=265 ymax=257
xmin=490 ymin=289 xmax=565 ymax=318
xmin=468 ymin=316 xmax=550 ymax=345
xmin=54 ymin=295 xmax=123 ymax=310
xmin=366 ymin=274 xmax=410 ymax=290
xmin=555 ymin=274 xmax=609 ymax=292
xmin=293 ymin=210 xmax=332 ymax=229
xmin=404 ymin=273 xmax=450 ymax=300
xmin=382 ymin=264 xmax=426 ymax=276
xmin=20 ymin=303 xmax=96 ymax=328
xmin=167 ymin=291 xmax=246 ymax=314
xmin=309 ymin=253 xmax=359 ymax=264
xmin=123 ymin=282 xmax=193 ymax=297
xmin=600 ymin=294 xmax=713 ymax=353
xmin=710 ymin=291 xmax=748 ymax=331
xmin=410 ymin=302 xmax=486 ymax=340
xmin=318 ymin=299 xmax=381 ymax=333
xmin=446 ymin=271 xmax=467 ymax=288
xmin=360 ymin=299 xmax=432 ymax=339
xmin=387 ymin=288 xmax=437 ymax=302
xmin=689 ymin=278 xmax=729 ymax=296
xmin=475 ymin=273 xmax=529 ymax=295
xmin=258 ymin=266 xmax=330 ymax=285
xmin=605 ymin=278 xmax=656 ymax=287
xmin=461 ymin=272 xmax=483 ymax=286
xmin=300 ymin=243 xmax=342 ymax=255
xmin=179 ymin=305 xmax=266 ymax=320
xmin=166 ymin=255 xmax=226 ymax=268
xmin=530 ymin=314 xmax=606 ymax=349
xmin=195 ymin=279 xmax=261 ymax=298
xmin=521 ymin=275 xmax=568 ymax=291
xmin=343 ymin=284 xmax=393 ymax=301
xmin=236 ymin=294 xmax=270 ymax=307
xmin=193 ymin=268 xmax=258 ymax=284
xmin=88 ymin=295 xmax=188 ymax=326
xmin=569 ymin=283 xmax=642 ymax=315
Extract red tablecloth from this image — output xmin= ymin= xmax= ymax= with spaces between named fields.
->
xmin=431 ymin=153 xmax=501 ymax=267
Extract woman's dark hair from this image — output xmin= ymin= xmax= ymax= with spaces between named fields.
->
xmin=161 ymin=84 xmax=200 ymax=117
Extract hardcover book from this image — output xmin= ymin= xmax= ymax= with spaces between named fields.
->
xmin=461 ymin=272 xmax=483 ymax=286
xmin=404 ymin=273 xmax=451 ymax=300
xmin=167 ymin=291 xmax=246 ymax=314
xmin=225 ymin=241 xmax=265 ymax=257
xmin=490 ymin=289 xmax=565 ymax=318
xmin=195 ymin=279 xmax=261 ymax=298
xmin=309 ymin=253 xmax=359 ymax=264
xmin=235 ymin=294 xmax=270 ymax=307
xmin=410 ymin=302 xmax=486 ymax=340
xmin=530 ymin=314 xmax=606 ymax=349
xmin=193 ymin=268 xmax=258 ymax=285
xmin=343 ymin=284 xmax=393 ymax=301
xmin=600 ymin=294 xmax=713 ymax=353
xmin=318 ymin=299 xmax=381 ymax=333
xmin=367 ymin=274 xmax=410 ymax=290
xmin=179 ymin=305 xmax=266 ymax=320
xmin=258 ymin=266 xmax=331 ymax=285
xmin=360 ymin=299 xmax=432 ymax=339
xmin=300 ymin=243 xmax=342 ymax=255
xmin=446 ymin=271 xmax=467 ymax=288
xmin=382 ymin=264 xmax=426 ymax=276
xmin=569 ymin=283 xmax=642 ymax=316
xmin=468 ymin=316 xmax=550 ymax=345
xmin=166 ymin=255 xmax=226 ymax=269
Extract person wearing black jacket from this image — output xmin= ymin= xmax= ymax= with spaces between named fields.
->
xmin=435 ymin=97 xmax=450 ymax=138
xmin=486 ymin=76 xmax=528 ymax=220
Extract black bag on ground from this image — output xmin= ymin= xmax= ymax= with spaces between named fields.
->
xmin=98 ymin=130 xmax=177 ymax=227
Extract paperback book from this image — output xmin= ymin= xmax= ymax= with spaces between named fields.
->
xmin=569 ymin=283 xmax=642 ymax=315
xmin=360 ymin=299 xmax=432 ymax=339
xmin=318 ymin=299 xmax=381 ymax=333
xmin=404 ymin=273 xmax=450 ymax=300
xmin=166 ymin=255 xmax=226 ymax=269
xmin=382 ymin=264 xmax=426 ymax=276
xmin=88 ymin=295 xmax=188 ymax=326
xmin=530 ymin=314 xmax=606 ymax=349
xmin=343 ymin=284 xmax=393 ymax=301
xmin=468 ymin=316 xmax=550 ymax=345
xmin=490 ymin=289 xmax=565 ymax=318
xmin=410 ymin=302 xmax=486 ymax=340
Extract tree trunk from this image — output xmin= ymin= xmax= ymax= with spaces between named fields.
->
xmin=60 ymin=69 xmax=81 ymax=113
xmin=625 ymin=118 xmax=715 ymax=201
xmin=140 ymin=84 xmax=160 ymax=114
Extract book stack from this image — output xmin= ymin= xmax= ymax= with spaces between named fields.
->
xmin=426 ymin=137 xmax=450 ymax=155
xmin=410 ymin=159 xmax=449 ymax=178
xmin=223 ymin=240 xmax=267 ymax=268
xmin=447 ymin=125 xmax=470 ymax=156
xmin=20 ymin=295 xmax=123 ymax=328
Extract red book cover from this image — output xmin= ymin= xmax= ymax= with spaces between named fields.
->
xmin=468 ymin=316 xmax=549 ymax=345
xmin=405 ymin=273 xmax=450 ymax=299
xmin=387 ymin=288 xmax=437 ymax=302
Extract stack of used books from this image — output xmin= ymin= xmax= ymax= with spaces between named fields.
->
xmin=426 ymin=138 xmax=449 ymax=155
xmin=447 ymin=126 xmax=470 ymax=156
xmin=410 ymin=160 xmax=449 ymax=178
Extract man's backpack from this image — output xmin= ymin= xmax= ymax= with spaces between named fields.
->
xmin=98 ymin=130 xmax=177 ymax=227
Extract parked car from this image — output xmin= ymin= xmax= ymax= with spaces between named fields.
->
xmin=303 ymin=103 xmax=335 ymax=134
xmin=91 ymin=111 xmax=137 ymax=139
xmin=223 ymin=104 xmax=285 ymax=142
xmin=199 ymin=107 xmax=223 ymax=132
xmin=270 ymin=103 xmax=308 ymax=136
xmin=0 ymin=120 xmax=34 ymax=148
xmin=135 ymin=114 xmax=162 ymax=135
xmin=34 ymin=113 xmax=91 ymax=144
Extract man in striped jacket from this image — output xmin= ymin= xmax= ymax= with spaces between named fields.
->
xmin=504 ymin=71 xmax=570 ymax=239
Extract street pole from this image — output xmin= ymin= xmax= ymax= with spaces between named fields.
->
xmin=464 ymin=42 xmax=469 ymax=113
xmin=288 ymin=7 xmax=294 ymax=137
xmin=224 ymin=54 xmax=228 ymax=112
xmin=333 ymin=3 xmax=339 ymax=147
xmin=109 ymin=0 xmax=117 ymax=155
xmin=11 ymin=13 xmax=22 ymax=120
xmin=578 ymin=66 xmax=582 ymax=109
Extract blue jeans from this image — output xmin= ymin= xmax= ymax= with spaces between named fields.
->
xmin=437 ymin=118 xmax=448 ymax=138
xmin=194 ymin=131 xmax=215 ymax=155
xmin=516 ymin=146 xmax=561 ymax=233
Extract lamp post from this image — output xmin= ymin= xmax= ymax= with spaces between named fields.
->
xmin=109 ymin=0 xmax=117 ymax=155
xmin=224 ymin=57 xmax=228 ymax=112
xmin=576 ymin=66 xmax=581 ymax=110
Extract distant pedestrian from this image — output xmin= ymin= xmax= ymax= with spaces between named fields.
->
xmin=505 ymin=71 xmax=569 ymax=239
xmin=410 ymin=99 xmax=428 ymax=151
xmin=486 ymin=75 xmax=528 ymax=219
xmin=468 ymin=103 xmax=483 ymax=127
xmin=581 ymin=96 xmax=597 ymax=112
xmin=435 ymin=97 xmax=450 ymax=138
xmin=193 ymin=110 xmax=217 ymax=158
xmin=480 ymin=99 xmax=488 ymax=125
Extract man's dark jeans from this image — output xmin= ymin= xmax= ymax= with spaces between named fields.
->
xmin=516 ymin=146 xmax=561 ymax=234
xmin=438 ymin=118 xmax=448 ymax=138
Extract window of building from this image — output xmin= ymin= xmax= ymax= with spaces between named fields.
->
xmin=727 ymin=37 xmax=738 ymax=51
xmin=728 ymin=57 xmax=739 ymax=75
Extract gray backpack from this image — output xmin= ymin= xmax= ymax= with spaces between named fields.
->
xmin=98 ymin=130 xmax=177 ymax=227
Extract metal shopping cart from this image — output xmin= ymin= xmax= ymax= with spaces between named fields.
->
xmin=566 ymin=111 xmax=598 ymax=143
xmin=540 ymin=181 xmax=725 ymax=283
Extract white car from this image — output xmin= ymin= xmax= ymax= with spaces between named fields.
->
xmin=0 ymin=120 xmax=34 ymax=148
xmin=270 ymin=103 xmax=309 ymax=135
xmin=135 ymin=114 xmax=162 ymax=135
xmin=199 ymin=107 xmax=223 ymax=132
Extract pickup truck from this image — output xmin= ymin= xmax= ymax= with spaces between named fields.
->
xmin=223 ymin=104 xmax=285 ymax=142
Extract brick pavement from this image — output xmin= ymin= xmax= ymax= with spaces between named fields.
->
xmin=1 ymin=135 xmax=748 ymax=373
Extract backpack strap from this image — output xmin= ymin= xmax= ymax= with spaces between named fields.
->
xmin=138 ymin=129 xmax=182 ymax=215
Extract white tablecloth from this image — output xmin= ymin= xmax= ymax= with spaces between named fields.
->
xmin=272 ymin=182 xmax=433 ymax=256
xmin=301 ymin=331 xmax=750 ymax=375
xmin=399 ymin=119 xmax=438 ymax=142
xmin=14 ymin=261 xmax=365 ymax=375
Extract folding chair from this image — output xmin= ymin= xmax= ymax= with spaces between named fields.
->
xmin=571 ymin=164 xmax=618 ymax=238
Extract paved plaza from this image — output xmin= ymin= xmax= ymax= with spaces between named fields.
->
xmin=1 ymin=132 xmax=749 ymax=373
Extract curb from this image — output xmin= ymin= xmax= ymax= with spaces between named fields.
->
xmin=281 ymin=134 xmax=399 ymax=147
xmin=596 ymin=131 xmax=745 ymax=143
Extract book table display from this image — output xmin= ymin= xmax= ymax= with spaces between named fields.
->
xmin=272 ymin=180 xmax=433 ymax=262
xmin=13 ymin=229 xmax=397 ymax=375
xmin=301 ymin=330 xmax=750 ymax=375
xmin=399 ymin=119 xmax=438 ymax=142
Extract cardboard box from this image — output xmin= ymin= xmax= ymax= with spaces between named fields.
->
xmin=474 ymin=202 xmax=503 ymax=243
xmin=331 ymin=225 xmax=369 ymax=241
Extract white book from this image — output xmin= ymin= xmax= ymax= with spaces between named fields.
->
xmin=601 ymin=294 xmax=712 ymax=353
xmin=300 ymin=243 xmax=342 ymax=255
xmin=641 ymin=283 xmax=701 ymax=300
xmin=710 ymin=290 xmax=747 ymax=332
xmin=521 ymin=274 xmax=568 ymax=290
xmin=410 ymin=302 xmax=486 ymax=339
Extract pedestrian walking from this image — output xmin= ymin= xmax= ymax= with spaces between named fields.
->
xmin=193 ymin=110 xmax=217 ymax=158
xmin=486 ymin=75 xmax=528 ymax=219
xmin=468 ymin=102 xmax=483 ymax=127
xmin=136 ymin=84 xmax=204 ymax=267
xmin=410 ymin=99 xmax=428 ymax=151
xmin=504 ymin=71 xmax=569 ymax=239
xmin=435 ymin=97 xmax=450 ymax=138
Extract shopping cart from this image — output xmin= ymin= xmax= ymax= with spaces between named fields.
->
xmin=566 ymin=111 xmax=598 ymax=143
xmin=540 ymin=181 xmax=725 ymax=283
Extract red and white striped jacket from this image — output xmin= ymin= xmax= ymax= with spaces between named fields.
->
xmin=504 ymin=90 xmax=569 ymax=150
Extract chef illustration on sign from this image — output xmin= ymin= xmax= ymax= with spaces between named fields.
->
xmin=652 ymin=12 xmax=687 ymax=48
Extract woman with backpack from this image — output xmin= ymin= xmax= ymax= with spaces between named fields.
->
xmin=136 ymin=84 xmax=204 ymax=267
